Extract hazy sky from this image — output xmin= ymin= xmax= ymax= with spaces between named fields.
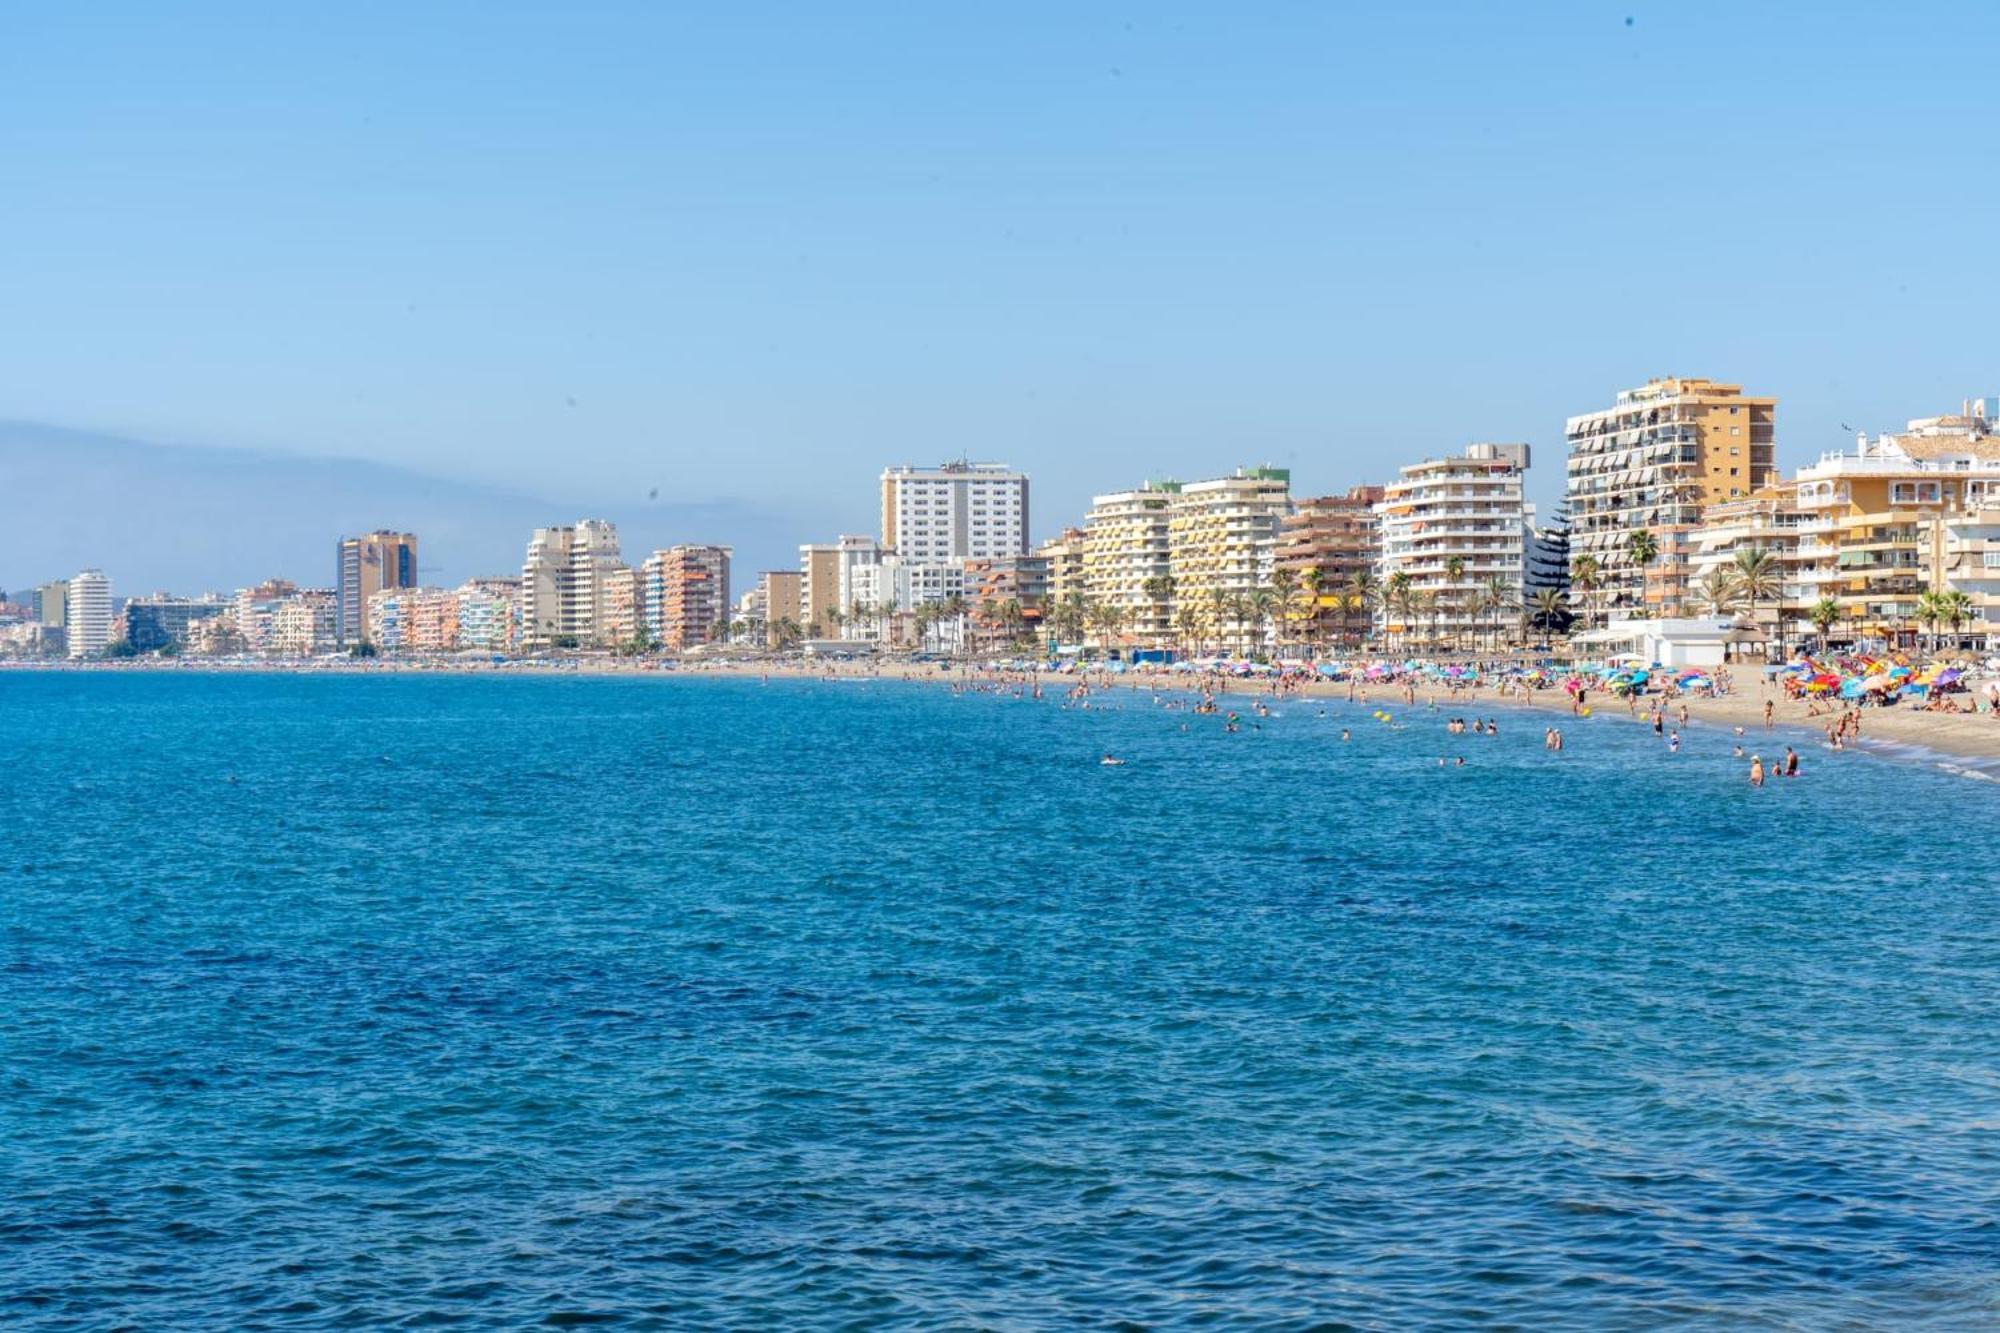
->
xmin=6 ymin=1 xmax=1998 ymax=580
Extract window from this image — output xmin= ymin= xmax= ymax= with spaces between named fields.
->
xmin=1891 ymin=481 xmax=1941 ymax=504
xmin=1984 ymin=551 xmax=2000 ymax=569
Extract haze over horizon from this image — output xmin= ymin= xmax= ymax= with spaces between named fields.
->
xmin=7 ymin=2 xmax=1998 ymax=591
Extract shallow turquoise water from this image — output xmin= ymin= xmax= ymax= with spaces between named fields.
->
xmin=4 ymin=671 xmax=1999 ymax=1328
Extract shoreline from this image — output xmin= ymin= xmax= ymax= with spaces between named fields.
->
xmin=12 ymin=655 xmax=2000 ymax=772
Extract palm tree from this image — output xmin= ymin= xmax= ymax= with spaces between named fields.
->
xmin=1385 ymin=572 xmax=1414 ymax=652
xmin=1140 ymin=574 xmax=1175 ymax=648
xmin=990 ymin=598 xmax=1026 ymax=652
xmin=1476 ymin=574 xmax=1514 ymax=653
xmin=772 ymin=615 xmax=803 ymax=650
xmin=1915 ymin=590 xmax=1947 ymax=655
xmin=1268 ymin=569 xmax=1297 ymax=654
xmin=1530 ymin=587 xmax=1571 ymax=640
xmin=1730 ymin=549 xmax=1782 ymax=646
xmin=1411 ymin=590 xmax=1440 ymax=651
xmin=1173 ymin=605 xmax=1201 ymax=657
xmin=1345 ymin=570 xmax=1380 ymax=649
xmin=1248 ymin=587 xmax=1279 ymax=657
xmin=1940 ymin=589 xmax=1975 ymax=652
xmin=1808 ymin=596 xmax=1841 ymax=655
xmin=1571 ymin=555 xmax=1601 ymax=632
xmin=1694 ymin=567 xmax=1742 ymax=618
xmin=1086 ymin=600 xmax=1129 ymax=655
xmin=1205 ymin=587 xmax=1230 ymax=656
xmin=1052 ymin=592 xmax=1087 ymax=647
xmin=941 ymin=593 xmax=969 ymax=655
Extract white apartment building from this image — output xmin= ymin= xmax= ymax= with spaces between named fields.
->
xmin=1376 ymin=444 xmax=1530 ymax=644
xmin=880 ymin=461 xmax=1030 ymax=563
xmin=521 ymin=519 xmax=623 ymax=647
xmin=830 ymin=534 xmax=888 ymax=640
xmin=1565 ymin=377 xmax=1776 ymax=617
xmin=1168 ymin=467 xmax=1293 ymax=656
xmin=1084 ymin=483 xmax=1177 ymax=648
xmin=64 ymin=569 xmax=111 ymax=658
xmin=270 ymin=589 xmax=336 ymax=657
xmin=1793 ymin=401 xmax=2000 ymax=645
xmin=455 ymin=579 xmax=519 ymax=651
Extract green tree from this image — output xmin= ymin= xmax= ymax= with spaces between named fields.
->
xmin=1730 ymin=549 xmax=1782 ymax=645
xmin=1695 ymin=567 xmax=1741 ymax=617
xmin=1808 ymin=596 xmax=1841 ymax=654
xmin=1530 ymin=587 xmax=1571 ymax=640
xmin=1571 ymin=555 xmax=1601 ymax=631
xmin=1345 ymin=570 xmax=1380 ymax=649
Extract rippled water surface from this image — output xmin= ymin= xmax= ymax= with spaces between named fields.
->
xmin=6 ymin=671 xmax=2000 ymax=1328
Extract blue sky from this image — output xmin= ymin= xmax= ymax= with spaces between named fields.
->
xmin=5 ymin=2 xmax=1997 ymax=587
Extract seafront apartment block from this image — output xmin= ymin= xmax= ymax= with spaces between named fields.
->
xmin=1566 ymin=377 xmax=1775 ymax=618
xmin=880 ymin=461 xmax=1030 ymax=563
xmin=1375 ymin=445 xmax=1529 ymax=646
xmin=1168 ymin=467 xmax=1293 ymax=657
xmin=1083 ymin=482 xmax=1179 ymax=648
xmin=335 ymin=531 xmax=418 ymax=646
xmin=1790 ymin=400 xmax=2000 ymax=647
xmin=1277 ymin=486 xmax=1385 ymax=646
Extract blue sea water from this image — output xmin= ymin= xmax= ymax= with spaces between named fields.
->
xmin=5 ymin=670 xmax=2000 ymax=1329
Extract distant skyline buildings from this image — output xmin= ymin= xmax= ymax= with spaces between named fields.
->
xmin=64 ymin=571 xmax=111 ymax=659
xmin=336 ymin=530 xmax=418 ymax=646
xmin=25 ymin=375 xmax=2000 ymax=660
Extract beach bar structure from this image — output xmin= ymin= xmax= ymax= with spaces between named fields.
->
xmin=1574 ymin=616 xmax=1767 ymax=669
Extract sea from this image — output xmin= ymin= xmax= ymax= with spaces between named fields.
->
xmin=5 ymin=670 xmax=1999 ymax=1329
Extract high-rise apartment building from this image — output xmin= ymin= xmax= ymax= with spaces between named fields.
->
xmin=1686 ymin=485 xmax=1805 ymax=640
xmin=757 ymin=571 xmax=802 ymax=645
xmin=880 ymin=462 xmax=1030 ymax=562
xmin=798 ymin=543 xmax=844 ymax=638
xmin=1084 ymin=482 xmax=1179 ymax=648
xmin=600 ymin=565 xmax=643 ymax=645
xmin=1169 ymin=467 xmax=1293 ymax=656
xmin=64 ymin=570 xmax=112 ymax=658
xmin=1376 ymin=445 xmax=1530 ymax=646
xmin=967 ymin=555 xmax=1050 ymax=639
xmin=642 ymin=545 xmax=732 ymax=650
xmin=271 ymin=590 xmax=337 ymax=657
xmin=1565 ymin=377 xmax=1776 ymax=617
xmin=1275 ymin=486 xmax=1385 ymax=646
xmin=335 ymin=531 xmax=418 ymax=645
xmin=34 ymin=580 xmax=68 ymax=630
xmin=1035 ymin=528 xmax=1088 ymax=611
xmin=123 ymin=595 xmax=229 ymax=653
xmin=455 ymin=578 xmax=520 ymax=652
xmin=520 ymin=520 xmax=622 ymax=648
xmin=826 ymin=535 xmax=888 ymax=640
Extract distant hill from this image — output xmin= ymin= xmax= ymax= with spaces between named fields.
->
xmin=1 ymin=420 xmax=803 ymax=596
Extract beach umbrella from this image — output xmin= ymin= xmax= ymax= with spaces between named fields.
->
xmin=1839 ymin=679 xmax=1864 ymax=699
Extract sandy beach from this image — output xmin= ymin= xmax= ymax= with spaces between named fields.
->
xmin=16 ymin=653 xmax=2000 ymax=769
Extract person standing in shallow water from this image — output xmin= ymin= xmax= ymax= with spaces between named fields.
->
xmin=1749 ymin=755 xmax=1765 ymax=787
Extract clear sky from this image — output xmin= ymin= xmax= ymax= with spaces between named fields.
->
xmin=5 ymin=1 xmax=1997 ymax=581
